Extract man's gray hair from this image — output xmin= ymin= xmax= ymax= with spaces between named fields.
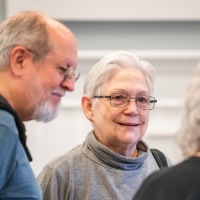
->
xmin=0 ymin=10 xmax=53 ymax=70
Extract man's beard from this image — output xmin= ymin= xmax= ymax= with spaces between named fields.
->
xmin=28 ymin=79 xmax=60 ymax=122
xmin=33 ymin=99 xmax=59 ymax=122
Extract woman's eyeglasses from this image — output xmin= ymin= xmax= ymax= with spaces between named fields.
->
xmin=26 ymin=47 xmax=80 ymax=82
xmin=93 ymin=93 xmax=157 ymax=110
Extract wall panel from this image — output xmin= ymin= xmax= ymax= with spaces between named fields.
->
xmin=25 ymin=50 xmax=200 ymax=175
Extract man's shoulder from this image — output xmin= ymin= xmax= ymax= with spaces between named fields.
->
xmin=0 ymin=108 xmax=15 ymax=120
xmin=0 ymin=109 xmax=18 ymax=138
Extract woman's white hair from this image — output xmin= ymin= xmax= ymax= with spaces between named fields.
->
xmin=83 ymin=51 xmax=156 ymax=97
xmin=0 ymin=10 xmax=53 ymax=70
xmin=176 ymin=65 xmax=200 ymax=158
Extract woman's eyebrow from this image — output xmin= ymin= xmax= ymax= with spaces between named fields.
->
xmin=109 ymin=89 xmax=150 ymax=96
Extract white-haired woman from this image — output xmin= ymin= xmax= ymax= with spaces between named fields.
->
xmin=134 ymin=66 xmax=200 ymax=200
xmin=38 ymin=51 xmax=171 ymax=200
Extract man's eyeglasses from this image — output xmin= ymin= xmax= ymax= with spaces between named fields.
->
xmin=93 ymin=94 xmax=157 ymax=110
xmin=26 ymin=47 xmax=80 ymax=82
xmin=62 ymin=67 xmax=80 ymax=82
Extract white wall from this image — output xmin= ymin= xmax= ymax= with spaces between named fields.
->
xmin=5 ymin=0 xmax=200 ymax=21
xmin=2 ymin=1 xmax=200 ymax=176
xmin=24 ymin=50 xmax=200 ymax=176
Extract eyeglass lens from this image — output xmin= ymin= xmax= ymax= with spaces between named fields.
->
xmin=110 ymin=94 xmax=156 ymax=110
xmin=64 ymin=68 xmax=80 ymax=81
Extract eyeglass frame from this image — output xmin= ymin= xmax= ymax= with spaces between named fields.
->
xmin=62 ymin=66 xmax=80 ymax=82
xmin=93 ymin=94 xmax=157 ymax=110
xmin=26 ymin=47 xmax=80 ymax=82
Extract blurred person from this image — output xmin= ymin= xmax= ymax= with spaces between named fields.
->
xmin=38 ymin=51 xmax=171 ymax=200
xmin=134 ymin=65 xmax=200 ymax=200
xmin=0 ymin=10 xmax=78 ymax=199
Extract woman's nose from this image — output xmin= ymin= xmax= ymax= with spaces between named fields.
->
xmin=123 ymin=99 xmax=138 ymax=115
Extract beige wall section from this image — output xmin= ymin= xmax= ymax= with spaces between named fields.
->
xmin=25 ymin=50 xmax=200 ymax=176
xmin=5 ymin=0 xmax=200 ymax=21
xmin=0 ymin=0 xmax=5 ymax=22
xmin=2 ymin=1 xmax=200 ymax=175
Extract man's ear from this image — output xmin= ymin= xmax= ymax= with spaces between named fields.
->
xmin=81 ymin=96 xmax=94 ymax=122
xmin=9 ymin=46 xmax=29 ymax=76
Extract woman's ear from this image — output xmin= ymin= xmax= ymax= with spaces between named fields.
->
xmin=81 ymin=96 xmax=94 ymax=122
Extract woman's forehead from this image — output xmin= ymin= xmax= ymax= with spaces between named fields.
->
xmin=100 ymin=70 xmax=149 ymax=94
xmin=105 ymin=69 xmax=145 ymax=84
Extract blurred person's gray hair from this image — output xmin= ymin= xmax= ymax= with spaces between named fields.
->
xmin=176 ymin=64 xmax=200 ymax=158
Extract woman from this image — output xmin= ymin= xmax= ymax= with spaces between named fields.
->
xmin=38 ymin=51 xmax=171 ymax=200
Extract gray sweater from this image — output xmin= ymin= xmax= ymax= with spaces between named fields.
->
xmin=38 ymin=131 xmax=169 ymax=200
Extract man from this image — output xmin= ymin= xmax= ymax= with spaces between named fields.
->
xmin=0 ymin=10 xmax=78 ymax=199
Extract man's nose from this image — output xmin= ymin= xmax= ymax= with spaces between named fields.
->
xmin=60 ymin=78 xmax=75 ymax=91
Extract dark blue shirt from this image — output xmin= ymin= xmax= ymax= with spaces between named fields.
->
xmin=0 ymin=110 xmax=42 ymax=199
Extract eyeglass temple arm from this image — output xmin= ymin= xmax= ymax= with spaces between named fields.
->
xmin=150 ymin=99 xmax=157 ymax=103
xmin=93 ymin=96 xmax=111 ymax=98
